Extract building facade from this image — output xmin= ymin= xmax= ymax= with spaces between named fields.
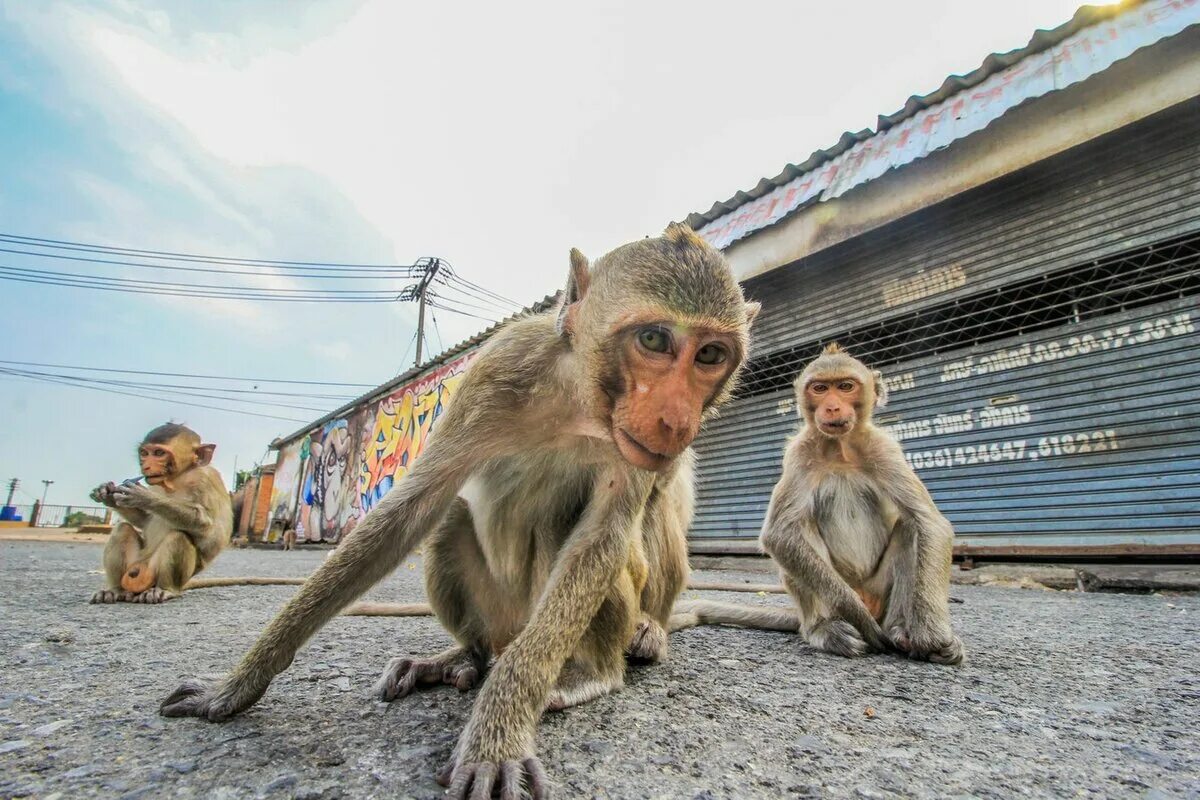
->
xmin=686 ymin=0 xmax=1200 ymax=556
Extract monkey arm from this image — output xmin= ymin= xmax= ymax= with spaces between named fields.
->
xmin=760 ymin=509 xmax=891 ymax=653
xmin=450 ymin=467 xmax=654 ymax=771
xmin=139 ymin=495 xmax=213 ymax=535
xmin=112 ymin=506 xmax=150 ymax=527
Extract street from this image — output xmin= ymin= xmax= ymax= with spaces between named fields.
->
xmin=1 ymin=540 xmax=1197 ymax=799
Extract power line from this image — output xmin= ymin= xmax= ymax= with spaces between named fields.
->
xmin=427 ymin=300 xmax=497 ymax=322
xmin=0 ymin=271 xmax=399 ymax=302
xmin=0 ymin=368 xmax=311 ymax=423
xmin=0 ymin=359 xmax=376 ymax=387
xmin=0 ymin=367 xmax=335 ymax=413
xmin=0 ymin=245 xmax=421 ymax=278
xmin=0 ymin=232 xmax=425 ymax=270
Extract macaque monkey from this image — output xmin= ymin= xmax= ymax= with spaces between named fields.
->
xmin=758 ymin=344 xmax=964 ymax=664
xmin=89 ymin=423 xmax=232 ymax=604
xmin=159 ymin=224 xmax=759 ymax=799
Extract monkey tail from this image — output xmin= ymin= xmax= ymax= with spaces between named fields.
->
xmin=184 ymin=576 xmax=308 ymax=589
xmin=668 ymin=599 xmax=799 ymax=633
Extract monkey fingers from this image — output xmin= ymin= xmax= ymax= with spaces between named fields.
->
xmin=810 ymin=618 xmax=886 ymax=658
xmin=439 ymin=756 xmax=549 ymax=800
xmin=159 ymin=674 xmax=268 ymax=722
xmin=373 ymin=647 xmax=483 ymax=702
xmin=889 ymin=625 xmax=965 ymax=665
xmin=129 ymin=587 xmax=179 ymax=604
xmin=89 ymin=588 xmax=132 ymax=604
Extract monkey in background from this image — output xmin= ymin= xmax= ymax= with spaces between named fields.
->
xmin=159 ymin=224 xmax=758 ymax=799
xmin=754 ymin=344 xmax=963 ymax=664
xmin=90 ymin=423 xmax=232 ymax=604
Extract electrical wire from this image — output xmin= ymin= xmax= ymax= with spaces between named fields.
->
xmin=0 ymin=245 xmax=421 ymax=278
xmin=427 ymin=300 xmax=497 ymax=322
xmin=0 ymin=367 xmax=335 ymax=413
xmin=0 ymin=359 xmax=375 ymax=387
xmin=0 ymin=232 xmax=423 ymax=270
xmin=0 ymin=368 xmax=311 ymax=423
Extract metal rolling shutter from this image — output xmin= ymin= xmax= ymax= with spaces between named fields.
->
xmin=691 ymin=98 xmax=1200 ymax=554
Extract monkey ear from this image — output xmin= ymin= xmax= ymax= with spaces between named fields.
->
xmin=555 ymin=248 xmax=591 ymax=338
xmin=744 ymin=301 xmax=761 ymax=329
xmin=196 ymin=443 xmax=216 ymax=466
xmin=872 ymin=370 xmax=889 ymax=408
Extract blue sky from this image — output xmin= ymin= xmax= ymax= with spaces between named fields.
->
xmin=0 ymin=0 xmax=1084 ymax=507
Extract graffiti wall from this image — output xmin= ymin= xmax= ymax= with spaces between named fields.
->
xmin=268 ymin=351 xmax=477 ymax=543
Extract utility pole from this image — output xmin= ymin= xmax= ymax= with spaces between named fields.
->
xmin=41 ymin=480 xmax=53 ymax=505
xmin=399 ymin=258 xmax=442 ymax=368
xmin=3 ymin=478 xmax=17 ymax=508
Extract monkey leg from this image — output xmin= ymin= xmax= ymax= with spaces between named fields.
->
xmin=91 ymin=523 xmax=143 ymax=604
xmin=882 ymin=518 xmax=964 ymax=665
xmin=628 ymin=482 xmax=690 ymax=663
xmin=126 ymin=531 xmax=197 ymax=604
xmin=546 ymin=570 xmax=638 ymax=712
xmin=373 ymin=500 xmax=492 ymax=703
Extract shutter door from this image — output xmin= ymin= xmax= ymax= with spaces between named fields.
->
xmin=691 ymin=98 xmax=1200 ymax=554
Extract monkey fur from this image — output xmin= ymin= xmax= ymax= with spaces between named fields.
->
xmin=89 ymin=423 xmax=232 ymax=605
xmin=159 ymin=224 xmax=760 ymax=799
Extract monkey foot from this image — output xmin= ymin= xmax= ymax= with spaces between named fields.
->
xmin=89 ymin=589 xmax=133 ymax=604
xmin=889 ymin=626 xmax=966 ymax=665
xmin=545 ymin=662 xmax=623 ymax=712
xmin=439 ymin=755 xmax=550 ymax=800
xmin=373 ymin=647 xmax=484 ymax=702
xmin=160 ymin=674 xmax=267 ymax=722
xmin=626 ymin=617 xmax=668 ymax=663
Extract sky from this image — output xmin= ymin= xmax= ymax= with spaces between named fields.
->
xmin=0 ymin=0 xmax=1086 ymax=507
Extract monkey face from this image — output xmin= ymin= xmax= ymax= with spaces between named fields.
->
xmin=805 ymin=377 xmax=865 ymax=438
xmin=139 ymin=443 xmax=177 ymax=484
xmin=608 ymin=321 xmax=740 ymax=471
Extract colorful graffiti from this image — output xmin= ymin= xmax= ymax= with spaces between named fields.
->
xmin=268 ymin=351 xmax=477 ymax=543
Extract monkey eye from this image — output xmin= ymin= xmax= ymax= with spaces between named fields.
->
xmin=837 ymin=381 xmax=856 ymax=392
xmin=810 ymin=383 xmax=828 ymax=394
xmin=637 ymin=326 xmax=671 ymax=354
xmin=695 ymin=343 xmax=728 ymax=365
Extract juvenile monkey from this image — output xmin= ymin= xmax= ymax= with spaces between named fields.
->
xmin=160 ymin=224 xmax=759 ymax=799
xmin=90 ymin=423 xmax=232 ymax=604
xmin=757 ymin=344 xmax=963 ymax=664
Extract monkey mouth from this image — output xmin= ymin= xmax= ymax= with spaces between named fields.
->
xmin=614 ymin=428 xmax=672 ymax=472
xmin=817 ymin=419 xmax=851 ymax=436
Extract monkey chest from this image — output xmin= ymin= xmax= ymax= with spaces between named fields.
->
xmin=812 ymin=474 xmax=900 ymax=583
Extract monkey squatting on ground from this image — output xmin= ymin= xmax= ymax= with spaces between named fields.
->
xmin=760 ymin=344 xmax=964 ymax=663
xmin=159 ymin=224 xmax=760 ymax=799
xmin=89 ymin=423 xmax=232 ymax=605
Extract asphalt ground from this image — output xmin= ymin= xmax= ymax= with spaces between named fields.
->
xmin=1 ymin=540 xmax=1197 ymax=799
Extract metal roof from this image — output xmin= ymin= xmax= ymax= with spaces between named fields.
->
xmin=270 ymin=292 xmax=563 ymax=448
xmin=682 ymin=1 xmax=1147 ymax=233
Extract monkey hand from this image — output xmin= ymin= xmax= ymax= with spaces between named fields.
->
xmin=90 ymin=482 xmax=119 ymax=507
xmin=439 ymin=729 xmax=550 ymax=800
xmin=109 ymin=482 xmax=155 ymax=510
xmin=159 ymin=673 xmax=269 ymax=722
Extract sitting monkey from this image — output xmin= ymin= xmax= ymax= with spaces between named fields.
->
xmin=90 ymin=423 xmax=233 ymax=604
xmin=759 ymin=344 xmax=964 ymax=664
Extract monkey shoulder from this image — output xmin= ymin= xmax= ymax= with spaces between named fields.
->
xmin=464 ymin=313 xmax=567 ymax=394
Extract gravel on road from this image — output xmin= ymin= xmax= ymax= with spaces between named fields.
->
xmin=1 ymin=540 xmax=1197 ymax=799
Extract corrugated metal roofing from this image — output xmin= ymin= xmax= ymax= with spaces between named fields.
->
xmin=682 ymin=0 xmax=1148 ymax=232
xmin=270 ymin=292 xmax=562 ymax=448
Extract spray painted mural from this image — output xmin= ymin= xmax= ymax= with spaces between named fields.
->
xmin=268 ymin=351 xmax=477 ymax=542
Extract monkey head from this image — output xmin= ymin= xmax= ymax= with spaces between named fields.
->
xmin=556 ymin=222 xmax=759 ymax=472
xmin=138 ymin=423 xmax=216 ymax=487
xmin=795 ymin=343 xmax=887 ymax=439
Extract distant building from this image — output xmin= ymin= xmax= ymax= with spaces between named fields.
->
xmin=685 ymin=0 xmax=1200 ymax=557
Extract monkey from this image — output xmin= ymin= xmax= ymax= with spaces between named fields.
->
xmin=158 ymin=223 xmax=759 ymax=799
xmin=752 ymin=343 xmax=964 ymax=664
xmin=89 ymin=423 xmax=233 ymax=605
xmin=281 ymin=527 xmax=297 ymax=551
